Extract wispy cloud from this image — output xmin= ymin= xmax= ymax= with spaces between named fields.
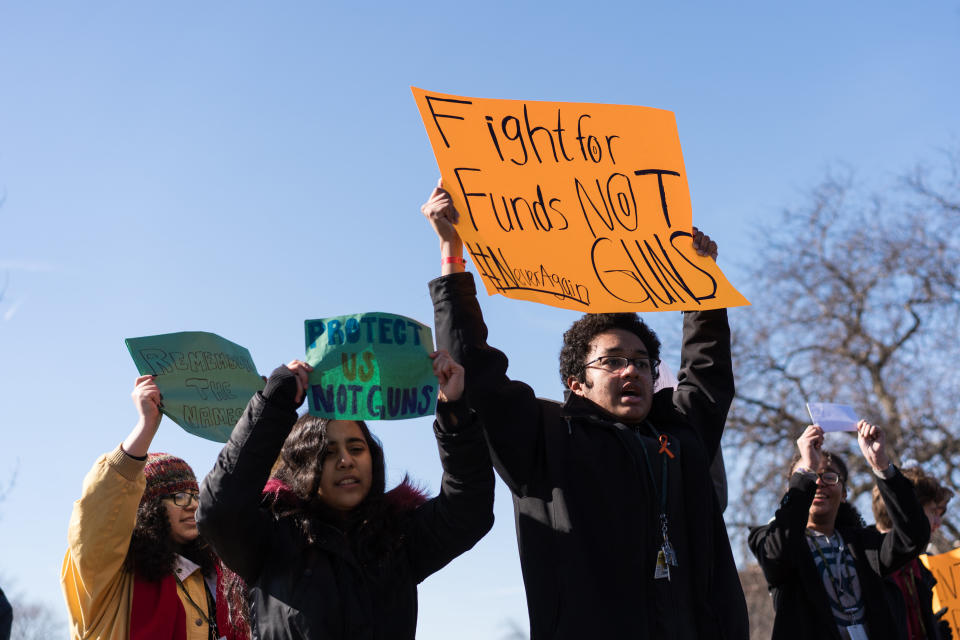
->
xmin=0 ymin=260 xmax=56 ymax=273
xmin=3 ymin=299 xmax=21 ymax=321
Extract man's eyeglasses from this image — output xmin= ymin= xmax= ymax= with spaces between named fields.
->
xmin=164 ymin=492 xmax=200 ymax=507
xmin=814 ymin=472 xmax=842 ymax=486
xmin=585 ymin=355 xmax=660 ymax=375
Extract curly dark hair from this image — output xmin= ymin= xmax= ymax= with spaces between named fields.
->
xmin=124 ymin=496 xmax=216 ymax=582
xmin=558 ymin=313 xmax=662 ymax=387
xmin=224 ymin=414 xmax=409 ymax=630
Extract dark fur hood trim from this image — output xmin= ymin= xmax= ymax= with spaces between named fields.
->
xmin=261 ymin=475 xmax=429 ymax=513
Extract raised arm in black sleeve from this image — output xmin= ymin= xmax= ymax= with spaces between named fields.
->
xmin=748 ymin=471 xmax=818 ymax=587
xmin=406 ymin=397 xmax=495 ymax=583
xmin=197 ymin=366 xmax=301 ymax=582
xmin=871 ymin=469 xmax=931 ymax=575
xmin=430 ymin=272 xmax=543 ymax=494
xmin=673 ymin=308 xmax=734 ymax=461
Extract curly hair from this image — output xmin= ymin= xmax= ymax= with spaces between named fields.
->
xmin=124 ymin=495 xmax=215 ymax=582
xmin=872 ymin=465 xmax=953 ymax=531
xmin=558 ymin=313 xmax=661 ymax=387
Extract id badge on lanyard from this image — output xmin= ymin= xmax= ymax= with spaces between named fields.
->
xmin=845 ymin=623 xmax=868 ymax=640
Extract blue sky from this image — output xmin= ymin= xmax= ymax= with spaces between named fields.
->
xmin=1 ymin=2 xmax=958 ymax=637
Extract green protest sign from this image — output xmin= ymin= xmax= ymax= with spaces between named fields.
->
xmin=304 ymin=313 xmax=437 ymax=421
xmin=124 ymin=331 xmax=264 ymax=443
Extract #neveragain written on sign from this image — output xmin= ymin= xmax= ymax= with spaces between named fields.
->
xmin=413 ymin=87 xmax=749 ymax=313
xmin=304 ymin=312 xmax=438 ymax=421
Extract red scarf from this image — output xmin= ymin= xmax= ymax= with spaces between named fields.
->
xmin=891 ymin=558 xmax=927 ymax=640
xmin=131 ymin=564 xmax=248 ymax=640
xmin=130 ymin=573 xmax=186 ymax=640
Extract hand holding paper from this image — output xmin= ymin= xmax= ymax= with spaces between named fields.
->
xmin=286 ymin=360 xmax=313 ymax=406
xmin=421 ymin=180 xmax=462 ymax=251
xmin=691 ymin=227 xmax=718 ymax=261
xmin=806 ymin=402 xmax=859 ymax=432
xmin=431 ymin=349 xmax=464 ymax=403
xmin=856 ymin=420 xmax=890 ymax=473
xmin=123 ymin=375 xmax=164 ymax=457
xmin=131 ymin=374 xmax=163 ymax=431
xmin=795 ymin=424 xmax=825 ymax=472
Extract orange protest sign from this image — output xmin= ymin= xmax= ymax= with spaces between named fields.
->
xmin=413 ymin=87 xmax=749 ymax=313
xmin=921 ymin=549 xmax=960 ymax=633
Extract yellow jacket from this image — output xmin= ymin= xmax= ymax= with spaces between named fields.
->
xmin=61 ymin=445 xmax=215 ymax=640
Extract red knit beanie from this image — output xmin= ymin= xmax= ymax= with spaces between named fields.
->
xmin=142 ymin=453 xmax=198 ymax=504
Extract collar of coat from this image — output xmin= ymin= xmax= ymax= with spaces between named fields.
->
xmin=559 ymin=387 xmax=675 ymax=426
xmin=260 ymin=476 xmax=429 ymax=513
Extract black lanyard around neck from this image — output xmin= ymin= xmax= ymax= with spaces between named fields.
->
xmin=806 ymin=530 xmax=861 ymax=616
xmin=174 ymin=572 xmax=218 ymax=639
xmin=636 ymin=422 xmax=669 ymax=516
xmin=633 ymin=421 xmax=677 ymax=578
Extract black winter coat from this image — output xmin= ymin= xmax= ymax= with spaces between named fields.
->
xmin=430 ymin=272 xmax=749 ymax=640
xmin=197 ymin=369 xmax=495 ymax=640
xmin=748 ymin=470 xmax=930 ymax=640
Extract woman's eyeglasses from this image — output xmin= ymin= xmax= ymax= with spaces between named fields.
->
xmin=164 ymin=492 xmax=200 ymax=507
xmin=814 ymin=472 xmax=841 ymax=486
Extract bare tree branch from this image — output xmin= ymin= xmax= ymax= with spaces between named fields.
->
xmin=727 ymin=151 xmax=960 ymax=565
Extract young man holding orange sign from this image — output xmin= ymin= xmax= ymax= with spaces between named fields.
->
xmin=421 ymin=184 xmax=748 ymax=639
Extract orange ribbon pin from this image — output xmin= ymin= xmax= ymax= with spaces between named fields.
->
xmin=658 ymin=435 xmax=675 ymax=458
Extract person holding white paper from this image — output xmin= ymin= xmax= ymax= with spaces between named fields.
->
xmin=749 ymin=421 xmax=930 ymax=640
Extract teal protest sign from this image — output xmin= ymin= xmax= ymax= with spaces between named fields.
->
xmin=304 ymin=313 xmax=437 ymax=421
xmin=124 ymin=331 xmax=264 ymax=442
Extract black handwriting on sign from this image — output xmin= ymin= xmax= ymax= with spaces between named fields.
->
xmin=423 ymin=94 xmax=620 ymax=166
xmin=483 ymin=107 xmax=620 ymax=166
xmin=452 ymin=167 xmax=569 ymax=233
xmin=467 ymin=242 xmax=590 ymax=306
xmin=590 ymin=231 xmax=717 ymax=308
xmin=576 ymin=169 xmax=681 ymax=240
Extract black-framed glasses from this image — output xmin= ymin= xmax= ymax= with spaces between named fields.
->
xmin=815 ymin=472 xmax=841 ymax=486
xmin=164 ymin=492 xmax=200 ymax=507
xmin=585 ymin=355 xmax=660 ymax=375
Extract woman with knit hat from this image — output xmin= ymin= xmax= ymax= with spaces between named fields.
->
xmin=61 ymin=374 xmax=243 ymax=640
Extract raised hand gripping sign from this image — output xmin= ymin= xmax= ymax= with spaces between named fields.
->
xmin=413 ymin=87 xmax=749 ymax=312
xmin=125 ymin=331 xmax=264 ymax=443
xmin=304 ymin=313 xmax=438 ymax=421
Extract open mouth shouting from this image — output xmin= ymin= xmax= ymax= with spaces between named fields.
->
xmin=620 ymin=383 xmax=645 ymax=404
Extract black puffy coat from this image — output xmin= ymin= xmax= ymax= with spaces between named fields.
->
xmin=197 ymin=368 xmax=495 ymax=639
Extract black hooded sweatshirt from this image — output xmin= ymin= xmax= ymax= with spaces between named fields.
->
xmin=430 ymin=272 xmax=749 ymax=640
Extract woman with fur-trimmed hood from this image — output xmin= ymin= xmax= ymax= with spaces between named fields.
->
xmin=61 ymin=375 xmax=245 ymax=640
xmin=198 ymin=351 xmax=495 ymax=639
